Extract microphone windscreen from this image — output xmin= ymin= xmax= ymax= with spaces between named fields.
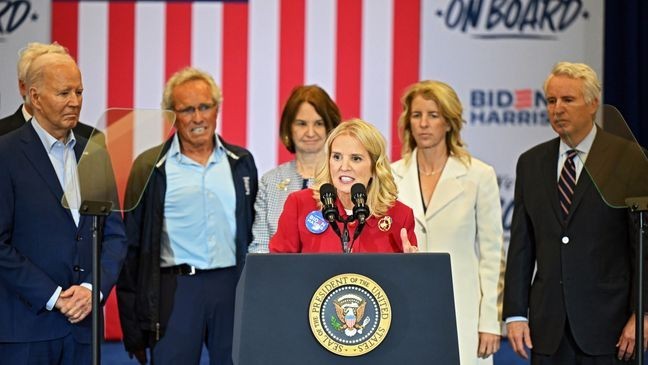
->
xmin=320 ymin=183 xmax=336 ymax=200
xmin=351 ymin=183 xmax=366 ymax=200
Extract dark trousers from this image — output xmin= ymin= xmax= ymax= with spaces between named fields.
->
xmin=532 ymin=323 xmax=626 ymax=365
xmin=0 ymin=333 xmax=90 ymax=365
xmin=152 ymin=266 xmax=237 ymax=365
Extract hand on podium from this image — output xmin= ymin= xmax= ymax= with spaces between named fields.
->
xmin=400 ymin=228 xmax=418 ymax=253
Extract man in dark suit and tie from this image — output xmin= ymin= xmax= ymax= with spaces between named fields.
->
xmin=0 ymin=51 xmax=127 ymax=363
xmin=0 ymin=42 xmax=95 ymax=139
xmin=504 ymin=61 xmax=648 ymax=364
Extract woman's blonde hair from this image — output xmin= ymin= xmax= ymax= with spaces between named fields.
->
xmin=398 ymin=80 xmax=470 ymax=165
xmin=312 ymin=119 xmax=397 ymax=217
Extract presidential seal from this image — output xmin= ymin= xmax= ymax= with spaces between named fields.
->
xmin=308 ymin=273 xmax=391 ymax=356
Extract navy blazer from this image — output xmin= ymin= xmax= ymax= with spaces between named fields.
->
xmin=0 ymin=121 xmax=127 ymax=344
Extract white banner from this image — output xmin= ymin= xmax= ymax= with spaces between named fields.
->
xmin=421 ymin=0 xmax=603 ymax=239
xmin=0 ymin=0 xmax=50 ymax=116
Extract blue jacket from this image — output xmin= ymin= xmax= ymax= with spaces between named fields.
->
xmin=0 ymin=122 xmax=127 ymax=344
xmin=116 ymin=135 xmax=258 ymax=352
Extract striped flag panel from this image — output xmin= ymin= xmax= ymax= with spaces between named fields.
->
xmin=51 ymin=0 xmax=421 ymax=340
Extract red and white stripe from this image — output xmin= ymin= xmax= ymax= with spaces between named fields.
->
xmin=52 ymin=0 xmax=422 ymax=340
xmin=52 ymin=0 xmax=421 ymax=175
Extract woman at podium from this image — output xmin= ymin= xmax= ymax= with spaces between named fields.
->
xmin=391 ymin=80 xmax=504 ymax=364
xmin=269 ymin=119 xmax=418 ymax=253
xmin=249 ymin=85 xmax=341 ymax=253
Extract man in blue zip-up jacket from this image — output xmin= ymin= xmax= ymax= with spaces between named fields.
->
xmin=117 ymin=67 xmax=258 ymax=365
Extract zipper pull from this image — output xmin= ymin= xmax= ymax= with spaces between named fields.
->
xmin=155 ymin=322 xmax=160 ymax=341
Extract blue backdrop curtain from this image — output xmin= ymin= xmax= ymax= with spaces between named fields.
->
xmin=604 ymin=0 xmax=648 ymax=148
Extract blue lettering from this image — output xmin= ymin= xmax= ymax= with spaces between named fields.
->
xmin=445 ymin=0 xmax=485 ymax=33
xmin=497 ymin=91 xmax=513 ymax=107
xmin=0 ymin=1 xmax=31 ymax=34
xmin=519 ymin=0 xmax=539 ymax=31
xmin=535 ymin=90 xmax=546 ymax=107
xmin=445 ymin=0 xmax=583 ymax=36
xmin=471 ymin=90 xmax=487 ymax=107
xmin=486 ymin=0 xmax=507 ymax=30
xmin=504 ymin=0 xmax=522 ymax=28
xmin=538 ymin=0 xmax=560 ymax=31
xmin=462 ymin=0 xmax=484 ymax=32
xmin=445 ymin=0 xmax=465 ymax=29
xmin=471 ymin=111 xmax=486 ymax=124
xmin=487 ymin=111 xmax=500 ymax=124
xmin=558 ymin=0 xmax=582 ymax=30
xmin=503 ymin=111 xmax=516 ymax=124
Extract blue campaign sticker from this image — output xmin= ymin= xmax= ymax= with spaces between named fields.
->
xmin=305 ymin=210 xmax=329 ymax=234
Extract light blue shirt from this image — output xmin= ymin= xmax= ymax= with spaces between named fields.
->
xmin=506 ymin=124 xmax=597 ymax=324
xmin=31 ymin=118 xmax=97 ymax=310
xmin=160 ymin=135 xmax=237 ymax=269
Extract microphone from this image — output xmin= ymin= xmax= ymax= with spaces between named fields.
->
xmin=351 ymin=183 xmax=370 ymax=224
xmin=320 ymin=183 xmax=339 ymax=223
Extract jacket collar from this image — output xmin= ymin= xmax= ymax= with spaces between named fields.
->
xmin=155 ymin=133 xmax=246 ymax=169
xmin=394 ymin=148 xmax=467 ymax=224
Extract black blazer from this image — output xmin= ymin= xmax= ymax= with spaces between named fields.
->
xmin=0 ymin=104 xmax=97 ymax=138
xmin=503 ymin=127 xmax=648 ymax=356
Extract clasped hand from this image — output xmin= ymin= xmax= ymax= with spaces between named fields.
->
xmin=54 ymin=285 xmax=92 ymax=324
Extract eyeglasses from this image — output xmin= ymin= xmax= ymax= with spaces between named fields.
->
xmin=175 ymin=103 xmax=216 ymax=117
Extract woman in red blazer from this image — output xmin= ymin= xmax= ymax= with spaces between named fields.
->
xmin=270 ymin=119 xmax=417 ymax=253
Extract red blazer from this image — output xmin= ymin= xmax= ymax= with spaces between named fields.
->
xmin=270 ymin=189 xmax=417 ymax=253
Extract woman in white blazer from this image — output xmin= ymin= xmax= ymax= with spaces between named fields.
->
xmin=392 ymin=80 xmax=504 ymax=365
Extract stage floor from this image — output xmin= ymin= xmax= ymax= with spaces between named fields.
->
xmin=102 ymin=339 xmax=530 ymax=364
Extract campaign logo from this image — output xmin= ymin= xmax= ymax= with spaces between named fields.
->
xmin=0 ymin=1 xmax=37 ymax=39
xmin=309 ymin=273 xmax=391 ymax=357
xmin=305 ymin=210 xmax=329 ymax=234
xmin=469 ymin=88 xmax=548 ymax=125
xmin=437 ymin=0 xmax=589 ymax=40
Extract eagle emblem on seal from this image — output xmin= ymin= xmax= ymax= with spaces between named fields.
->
xmin=333 ymin=295 xmax=371 ymax=337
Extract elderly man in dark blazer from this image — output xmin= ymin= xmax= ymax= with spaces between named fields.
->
xmin=0 ymin=42 xmax=95 ymax=139
xmin=504 ymin=61 xmax=648 ymax=364
xmin=0 ymin=51 xmax=127 ymax=364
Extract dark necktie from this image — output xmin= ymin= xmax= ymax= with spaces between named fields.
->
xmin=558 ymin=149 xmax=578 ymax=219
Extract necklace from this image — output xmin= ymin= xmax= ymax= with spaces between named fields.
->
xmin=419 ymin=168 xmax=440 ymax=177
xmin=417 ymin=157 xmax=448 ymax=177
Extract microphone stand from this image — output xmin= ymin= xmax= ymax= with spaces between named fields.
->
xmin=327 ymin=215 xmax=358 ymax=253
xmin=339 ymin=215 xmax=366 ymax=253
xmin=626 ymin=196 xmax=648 ymax=365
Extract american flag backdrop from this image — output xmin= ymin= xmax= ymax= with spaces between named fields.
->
xmin=51 ymin=0 xmax=422 ymax=176
xmin=51 ymin=0 xmax=422 ymax=339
